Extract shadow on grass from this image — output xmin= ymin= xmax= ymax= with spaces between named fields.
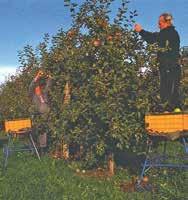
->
xmin=115 ymin=150 xmax=146 ymax=175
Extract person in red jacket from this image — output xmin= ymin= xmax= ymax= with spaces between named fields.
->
xmin=29 ymin=70 xmax=51 ymax=113
xmin=29 ymin=70 xmax=52 ymax=154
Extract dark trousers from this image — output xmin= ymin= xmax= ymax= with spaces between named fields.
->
xmin=160 ymin=65 xmax=181 ymax=109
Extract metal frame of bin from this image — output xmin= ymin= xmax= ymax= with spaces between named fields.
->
xmin=2 ymin=118 xmax=41 ymax=170
xmin=140 ymin=112 xmax=188 ymax=179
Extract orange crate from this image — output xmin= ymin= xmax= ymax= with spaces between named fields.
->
xmin=145 ymin=113 xmax=188 ymax=134
xmin=5 ymin=119 xmax=31 ymax=134
xmin=183 ymin=114 xmax=188 ymax=129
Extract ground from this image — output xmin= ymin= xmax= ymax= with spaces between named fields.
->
xmin=0 ymin=140 xmax=187 ymax=200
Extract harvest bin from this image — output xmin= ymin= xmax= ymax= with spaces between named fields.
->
xmin=140 ymin=112 xmax=188 ymax=179
xmin=145 ymin=112 xmax=188 ymax=135
xmin=5 ymin=119 xmax=32 ymax=134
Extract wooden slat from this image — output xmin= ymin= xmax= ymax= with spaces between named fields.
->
xmin=4 ymin=119 xmax=31 ymax=133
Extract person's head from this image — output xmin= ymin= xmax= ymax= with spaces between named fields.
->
xmin=158 ymin=13 xmax=173 ymax=30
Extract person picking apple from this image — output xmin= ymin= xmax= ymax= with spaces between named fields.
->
xmin=134 ymin=13 xmax=182 ymax=112
xmin=29 ymin=69 xmax=52 ymax=155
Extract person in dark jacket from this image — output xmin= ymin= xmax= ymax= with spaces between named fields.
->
xmin=134 ymin=13 xmax=181 ymax=111
xmin=29 ymin=70 xmax=52 ymax=154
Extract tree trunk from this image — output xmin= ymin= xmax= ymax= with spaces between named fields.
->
xmin=61 ymin=81 xmax=71 ymax=159
xmin=62 ymin=143 xmax=69 ymax=159
xmin=108 ymin=153 xmax=115 ymax=176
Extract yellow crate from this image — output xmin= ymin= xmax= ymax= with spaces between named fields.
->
xmin=183 ymin=114 xmax=188 ymax=129
xmin=5 ymin=119 xmax=32 ymax=134
xmin=145 ymin=113 xmax=188 ymax=134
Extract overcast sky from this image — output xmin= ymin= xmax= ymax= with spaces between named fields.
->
xmin=0 ymin=0 xmax=187 ymax=83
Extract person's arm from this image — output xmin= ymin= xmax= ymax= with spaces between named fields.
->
xmin=43 ymin=77 xmax=52 ymax=94
xmin=29 ymin=70 xmax=44 ymax=98
xmin=28 ymin=80 xmax=37 ymax=98
xmin=134 ymin=24 xmax=159 ymax=44
xmin=139 ymin=30 xmax=159 ymax=44
xmin=167 ymin=30 xmax=180 ymax=61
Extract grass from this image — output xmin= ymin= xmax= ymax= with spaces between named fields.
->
xmin=0 ymin=139 xmax=187 ymax=200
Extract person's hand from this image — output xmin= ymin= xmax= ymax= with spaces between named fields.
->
xmin=46 ymin=74 xmax=52 ymax=79
xmin=134 ymin=24 xmax=143 ymax=32
xmin=34 ymin=70 xmax=44 ymax=82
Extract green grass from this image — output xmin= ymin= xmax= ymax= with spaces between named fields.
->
xmin=0 ymin=142 xmax=187 ymax=200
xmin=0 ymin=156 xmax=187 ymax=200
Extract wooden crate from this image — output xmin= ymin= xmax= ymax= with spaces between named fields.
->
xmin=183 ymin=114 xmax=188 ymax=129
xmin=145 ymin=113 xmax=188 ymax=134
xmin=4 ymin=119 xmax=31 ymax=134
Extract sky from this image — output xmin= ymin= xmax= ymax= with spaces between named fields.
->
xmin=0 ymin=0 xmax=187 ymax=83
